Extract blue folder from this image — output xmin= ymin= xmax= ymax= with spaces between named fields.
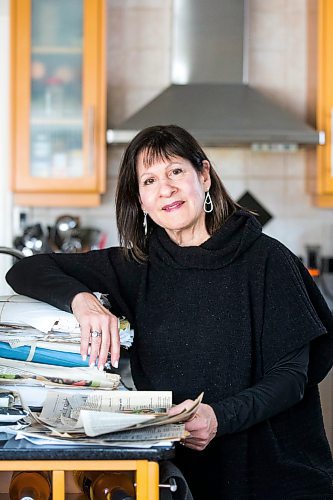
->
xmin=0 ymin=342 xmax=90 ymax=367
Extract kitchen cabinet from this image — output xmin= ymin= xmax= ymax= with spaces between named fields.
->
xmin=10 ymin=0 xmax=106 ymax=207
xmin=316 ymin=0 xmax=333 ymax=206
xmin=0 ymin=459 xmax=160 ymax=499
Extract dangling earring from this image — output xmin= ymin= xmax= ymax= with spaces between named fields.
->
xmin=204 ymin=191 xmax=213 ymax=213
xmin=143 ymin=210 xmax=148 ymax=235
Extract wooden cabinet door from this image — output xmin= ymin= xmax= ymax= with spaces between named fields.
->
xmin=317 ymin=0 xmax=333 ymax=203
xmin=11 ymin=0 xmax=106 ymax=206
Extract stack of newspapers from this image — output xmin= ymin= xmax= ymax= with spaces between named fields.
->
xmin=12 ymin=390 xmax=201 ymax=447
xmin=0 ymin=294 xmax=135 ymax=395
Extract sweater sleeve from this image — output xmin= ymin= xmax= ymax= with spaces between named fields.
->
xmin=5 ymin=249 xmax=139 ymax=322
xmin=260 ymin=241 xmax=333 ymax=386
xmin=210 ymin=344 xmax=309 ymax=437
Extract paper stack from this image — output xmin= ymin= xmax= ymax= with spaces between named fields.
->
xmin=13 ymin=391 xmax=203 ymax=448
xmin=0 ymin=294 xmax=134 ymax=368
xmin=0 ymin=295 xmax=194 ymax=449
xmin=0 ymin=294 xmax=127 ymax=411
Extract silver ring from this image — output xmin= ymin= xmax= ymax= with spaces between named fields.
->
xmin=91 ymin=330 xmax=102 ymax=338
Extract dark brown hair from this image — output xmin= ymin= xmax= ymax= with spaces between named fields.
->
xmin=116 ymin=125 xmax=239 ymax=261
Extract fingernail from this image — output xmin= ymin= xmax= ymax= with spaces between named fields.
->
xmin=113 ymin=360 xmax=119 ymax=369
xmin=82 ymin=355 xmax=87 ymax=361
xmin=98 ymin=365 xmax=104 ymax=371
xmin=89 ymin=362 xmax=95 ymax=368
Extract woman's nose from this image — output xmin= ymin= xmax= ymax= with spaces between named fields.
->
xmin=159 ymin=178 xmax=177 ymax=197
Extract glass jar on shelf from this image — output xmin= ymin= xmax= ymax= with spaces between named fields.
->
xmin=51 ymin=136 xmax=68 ymax=177
xmin=68 ymin=148 xmax=83 ymax=177
xmin=31 ymin=131 xmax=52 ymax=177
xmin=45 ymin=76 xmax=64 ymax=116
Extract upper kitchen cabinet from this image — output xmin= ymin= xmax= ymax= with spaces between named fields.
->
xmin=316 ymin=0 xmax=333 ymax=206
xmin=10 ymin=0 xmax=106 ymax=206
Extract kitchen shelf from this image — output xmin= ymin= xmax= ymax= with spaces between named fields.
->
xmin=32 ymin=46 xmax=82 ymax=54
xmin=30 ymin=118 xmax=82 ymax=126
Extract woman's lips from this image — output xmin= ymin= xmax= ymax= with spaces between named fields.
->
xmin=162 ymin=201 xmax=184 ymax=212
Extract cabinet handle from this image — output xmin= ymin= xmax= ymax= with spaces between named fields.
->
xmin=134 ymin=478 xmax=177 ymax=492
xmin=88 ymin=105 xmax=95 ymax=176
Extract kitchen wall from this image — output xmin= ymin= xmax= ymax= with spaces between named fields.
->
xmin=5 ymin=0 xmax=333 ymax=441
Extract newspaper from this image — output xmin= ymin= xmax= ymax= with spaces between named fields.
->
xmin=0 ymin=357 xmax=120 ymax=389
xmin=0 ymin=294 xmax=134 ymax=348
xmin=25 ymin=390 xmax=203 ymax=439
xmin=14 ymin=428 xmax=176 ymax=448
xmin=18 ymin=422 xmax=186 ymax=444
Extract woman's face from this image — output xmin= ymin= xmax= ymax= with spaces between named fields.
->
xmin=137 ymin=152 xmax=211 ymax=245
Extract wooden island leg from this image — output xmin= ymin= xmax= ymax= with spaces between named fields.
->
xmin=52 ymin=470 xmax=65 ymax=500
xmin=136 ymin=460 xmax=159 ymax=500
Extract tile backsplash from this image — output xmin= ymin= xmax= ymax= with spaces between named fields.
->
xmin=24 ymin=0 xmax=332 ymax=262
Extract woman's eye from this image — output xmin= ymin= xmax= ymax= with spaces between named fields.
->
xmin=170 ymin=168 xmax=184 ymax=177
xmin=143 ymin=177 xmax=155 ymax=186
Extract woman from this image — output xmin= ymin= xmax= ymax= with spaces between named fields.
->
xmin=6 ymin=125 xmax=333 ymax=499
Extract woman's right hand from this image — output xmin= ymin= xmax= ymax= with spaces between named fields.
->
xmin=71 ymin=292 xmax=120 ymax=370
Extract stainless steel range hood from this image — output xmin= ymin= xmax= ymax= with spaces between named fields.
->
xmin=107 ymin=0 xmax=321 ymax=147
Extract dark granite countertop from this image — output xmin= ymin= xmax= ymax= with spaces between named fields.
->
xmin=0 ymin=439 xmax=175 ymax=461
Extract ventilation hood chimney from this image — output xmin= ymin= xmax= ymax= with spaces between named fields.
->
xmin=107 ymin=0 xmax=321 ymax=147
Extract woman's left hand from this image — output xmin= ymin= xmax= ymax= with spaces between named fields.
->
xmin=168 ymin=401 xmax=218 ymax=450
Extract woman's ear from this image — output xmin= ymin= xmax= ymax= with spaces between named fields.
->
xmin=202 ymin=160 xmax=211 ymax=189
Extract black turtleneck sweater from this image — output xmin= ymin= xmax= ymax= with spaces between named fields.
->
xmin=6 ymin=211 xmax=333 ymax=499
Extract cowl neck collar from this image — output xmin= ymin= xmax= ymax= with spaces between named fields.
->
xmin=148 ymin=210 xmax=262 ymax=270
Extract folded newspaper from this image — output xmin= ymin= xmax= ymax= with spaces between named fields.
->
xmin=0 ymin=357 xmax=120 ymax=389
xmin=15 ymin=391 xmax=203 ymax=446
xmin=0 ymin=294 xmax=134 ymax=367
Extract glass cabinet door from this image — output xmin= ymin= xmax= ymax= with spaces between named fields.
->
xmin=30 ymin=0 xmax=84 ymax=178
xmin=11 ymin=0 xmax=105 ymax=205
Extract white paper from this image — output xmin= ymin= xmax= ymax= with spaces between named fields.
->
xmin=0 ymin=294 xmax=78 ymax=333
xmin=0 ymin=294 xmax=134 ymax=348
xmin=80 ymin=410 xmax=155 ymax=436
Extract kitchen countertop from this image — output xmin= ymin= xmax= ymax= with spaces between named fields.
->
xmin=0 ymin=439 xmax=175 ymax=461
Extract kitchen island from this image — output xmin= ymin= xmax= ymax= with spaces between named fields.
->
xmin=0 ymin=440 xmax=175 ymax=499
